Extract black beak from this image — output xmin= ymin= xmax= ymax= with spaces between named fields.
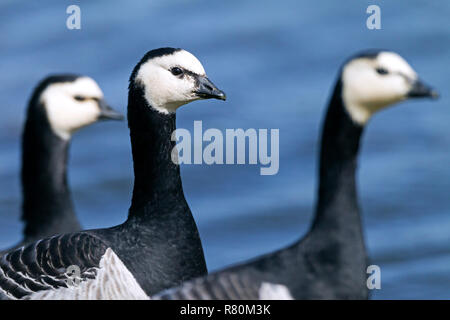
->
xmin=195 ymin=76 xmax=226 ymax=101
xmin=408 ymin=79 xmax=439 ymax=99
xmin=98 ymin=99 xmax=124 ymax=121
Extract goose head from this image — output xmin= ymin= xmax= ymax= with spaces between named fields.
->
xmin=340 ymin=50 xmax=439 ymax=125
xmin=130 ymin=48 xmax=226 ymax=114
xmin=37 ymin=75 xmax=123 ymax=140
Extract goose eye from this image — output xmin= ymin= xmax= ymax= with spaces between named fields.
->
xmin=74 ymin=95 xmax=86 ymax=101
xmin=170 ymin=67 xmax=183 ymax=76
xmin=376 ymin=67 xmax=389 ymax=75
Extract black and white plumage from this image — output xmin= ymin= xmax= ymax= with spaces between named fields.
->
xmin=0 ymin=234 xmax=148 ymax=300
xmin=153 ymin=50 xmax=439 ymax=300
xmin=0 ymin=48 xmax=226 ymax=300
xmin=1 ymin=75 xmax=123 ymax=254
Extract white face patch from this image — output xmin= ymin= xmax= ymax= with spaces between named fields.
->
xmin=41 ymin=77 xmax=104 ymax=140
xmin=342 ymin=52 xmax=419 ymax=125
xmin=135 ymin=50 xmax=207 ymax=114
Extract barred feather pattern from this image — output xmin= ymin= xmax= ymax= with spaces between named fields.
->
xmin=0 ymin=233 xmax=107 ymax=300
xmin=27 ymin=248 xmax=149 ymax=300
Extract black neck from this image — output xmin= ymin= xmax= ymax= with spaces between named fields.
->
xmin=127 ymin=87 xmax=187 ymax=222
xmin=21 ymin=104 xmax=80 ymax=241
xmin=311 ymin=79 xmax=365 ymax=237
xmin=106 ymin=85 xmax=208 ymax=295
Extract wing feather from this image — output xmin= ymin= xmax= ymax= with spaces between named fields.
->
xmin=0 ymin=233 xmax=108 ymax=299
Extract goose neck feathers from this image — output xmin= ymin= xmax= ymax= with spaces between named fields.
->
xmin=127 ymin=83 xmax=185 ymax=217
xmin=312 ymin=79 xmax=364 ymax=230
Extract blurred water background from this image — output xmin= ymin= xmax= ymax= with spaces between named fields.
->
xmin=0 ymin=0 xmax=449 ymax=299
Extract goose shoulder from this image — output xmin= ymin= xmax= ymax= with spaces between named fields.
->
xmin=0 ymin=232 xmax=131 ymax=300
xmin=26 ymin=247 xmax=148 ymax=300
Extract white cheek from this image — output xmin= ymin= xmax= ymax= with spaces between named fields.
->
xmin=382 ymin=76 xmax=410 ymax=99
xmin=355 ymin=76 xmax=410 ymax=112
xmin=45 ymin=96 xmax=100 ymax=140
xmin=137 ymin=65 xmax=196 ymax=114
xmin=342 ymin=61 xmax=413 ymax=125
xmin=39 ymin=78 xmax=104 ymax=140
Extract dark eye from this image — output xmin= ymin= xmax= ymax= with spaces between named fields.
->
xmin=170 ymin=67 xmax=183 ymax=76
xmin=376 ymin=67 xmax=389 ymax=75
xmin=74 ymin=95 xmax=86 ymax=101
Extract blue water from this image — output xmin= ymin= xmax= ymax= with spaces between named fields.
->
xmin=0 ymin=0 xmax=449 ymax=299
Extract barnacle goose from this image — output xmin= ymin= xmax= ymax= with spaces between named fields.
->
xmin=153 ymin=50 xmax=439 ymax=300
xmin=1 ymin=75 xmax=123 ymax=254
xmin=0 ymin=48 xmax=226 ymax=300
